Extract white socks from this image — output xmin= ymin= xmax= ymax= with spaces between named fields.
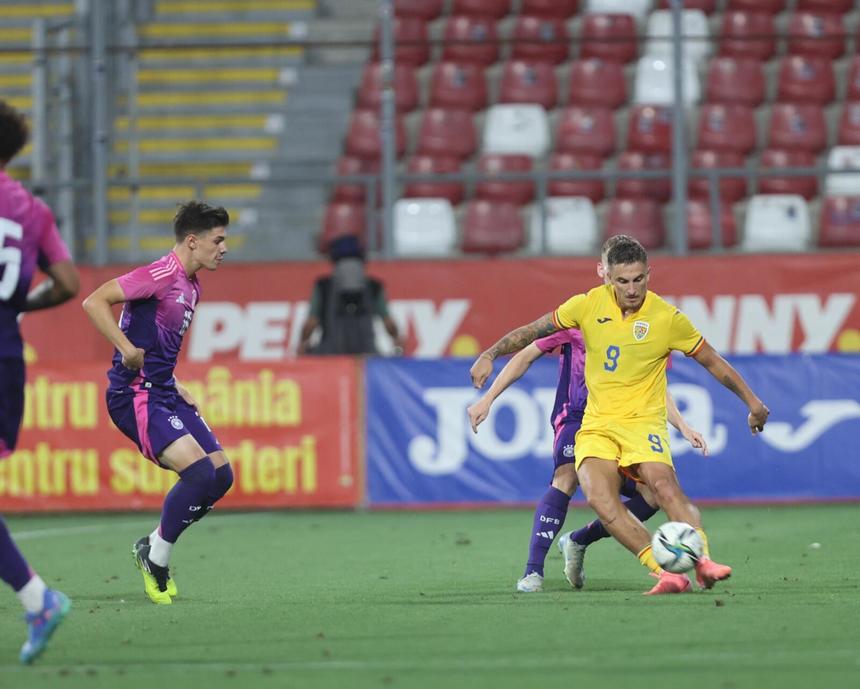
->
xmin=17 ymin=575 xmax=47 ymax=614
xmin=149 ymin=530 xmax=174 ymax=568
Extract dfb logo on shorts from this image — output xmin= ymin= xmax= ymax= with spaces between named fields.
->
xmin=563 ymin=444 xmax=574 ymax=458
xmin=168 ymin=415 xmax=185 ymax=430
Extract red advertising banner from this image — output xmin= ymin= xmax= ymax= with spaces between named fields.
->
xmin=0 ymin=360 xmax=361 ymax=512
xmin=20 ymin=253 xmax=860 ymax=363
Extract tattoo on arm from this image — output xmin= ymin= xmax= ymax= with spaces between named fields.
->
xmin=485 ymin=314 xmax=557 ymax=359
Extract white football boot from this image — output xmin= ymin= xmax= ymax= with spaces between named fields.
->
xmin=516 ymin=572 xmax=544 ymax=593
xmin=558 ymin=532 xmax=587 ymax=589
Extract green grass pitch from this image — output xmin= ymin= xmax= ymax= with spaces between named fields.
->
xmin=1 ymin=505 xmax=858 ymax=689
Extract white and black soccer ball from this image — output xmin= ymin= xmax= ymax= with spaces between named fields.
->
xmin=651 ymin=522 xmax=704 ymax=574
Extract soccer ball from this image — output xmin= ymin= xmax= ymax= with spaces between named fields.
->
xmin=651 ymin=522 xmax=703 ymax=574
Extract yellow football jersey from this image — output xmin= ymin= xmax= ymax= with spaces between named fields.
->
xmin=554 ymin=284 xmax=704 ymax=421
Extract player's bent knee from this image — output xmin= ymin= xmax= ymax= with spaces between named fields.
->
xmin=180 ymin=456 xmax=216 ymax=486
xmin=551 ymin=464 xmax=578 ymax=495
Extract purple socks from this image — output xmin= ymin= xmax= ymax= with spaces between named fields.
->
xmin=524 ymin=486 xmax=570 ymax=577
xmin=159 ymin=457 xmax=216 ymax=543
xmin=0 ymin=517 xmax=32 ymax=591
xmin=571 ymin=492 xmax=659 ymax=547
xmin=192 ymin=463 xmax=234 ymax=523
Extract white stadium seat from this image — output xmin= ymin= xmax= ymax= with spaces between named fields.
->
xmin=826 ymin=146 xmax=860 ymax=196
xmin=393 ymin=198 xmax=457 ymax=256
xmin=742 ymin=194 xmax=811 ymax=252
xmin=633 ymin=55 xmax=701 ymax=106
xmin=585 ymin=0 xmax=652 ymax=24
xmin=482 ymin=104 xmax=550 ymax=157
xmin=529 ymin=197 xmax=599 ymax=254
xmin=645 ymin=10 xmax=711 ymax=64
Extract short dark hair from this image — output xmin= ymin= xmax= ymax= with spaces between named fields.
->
xmin=0 ymin=100 xmax=29 ymax=164
xmin=173 ymin=201 xmax=229 ymax=241
xmin=600 ymin=234 xmax=630 ymax=260
xmin=605 ymin=235 xmax=648 ymax=267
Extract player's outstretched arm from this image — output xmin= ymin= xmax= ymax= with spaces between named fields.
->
xmin=82 ymin=279 xmax=145 ymax=371
xmin=692 ymin=341 xmax=769 ymax=435
xmin=666 ymin=389 xmax=708 ymax=455
xmin=469 ymin=312 xmax=558 ymax=388
xmin=24 ymin=260 xmax=80 ymax=312
xmin=468 ymin=343 xmax=544 ymax=432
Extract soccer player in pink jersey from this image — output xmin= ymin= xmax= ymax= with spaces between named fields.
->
xmin=83 ymin=201 xmax=231 ymax=605
xmin=0 ymin=100 xmax=79 ymax=662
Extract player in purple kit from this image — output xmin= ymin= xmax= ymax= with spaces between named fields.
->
xmin=82 ymin=201 xmax=232 ymax=605
xmin=0 ymin=100 xmax=79 ymax=662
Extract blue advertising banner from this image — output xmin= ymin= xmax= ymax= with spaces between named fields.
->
xmin=365 ymin=355 xmax=860 ymax=506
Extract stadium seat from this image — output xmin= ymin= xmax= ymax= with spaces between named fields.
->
xmin=417 ymin=108 xmax=477 ymax=159
xmin=838 ymin=103 xmax=860 ymax=146
xmin=483 ymin=104 xmax=550 ymax=157
xmin=511 ymin=15 xmax=569 ymax=65
xmin=645 ymin=10 xmax=711 ymax=65
xmin=395 ymin=0 xmax=443 ymax=19
xmin=758 ymin=149 xmax=818 ymax=199
xmin=584 ymin=0 xmax=651 ymax=24
xmin=686 ymin=199 xmax=737 ymax=249
xmin=689 ymin=149 xmax=747 ymax=203
xmin=475 ymin=154 xmax=535 ymax=205
xmin=819 ymin=196 xmax=860 ymax=248
xmin=547 ymin=152 xmax=606 ymax=203
xmin=627 ymin=105 xmax=674 ymax=154
xmin=726 ymin=0 xmax=784 ymax=12
xmin=656 ymin=0 xmax=716 ymax=13
xmin=332 ymin=156 xmax=379 ymax=205
xmin=579 ymin=14 xmax=638 ymax=64
xmin=825 ymin=146 xmax=860 ymax=196
xmin=442 ymin=15 xmax=499 ymax=65
xmin=555 ymin=106 xmax=617 ymax=157
xmin=705 ymin=57 xmax=765 ymax=107
xmin=797 ymin=0 xmax=853 ymax=12
xmin=373 ymin=17 xmax=429 ymax=66
xmin=615 ymin=151 xmax=671 ymax=203
xmin=567 ymin=59 xmax=627 ymax=109
xmin=787 ymin=13 xmax=845 ymax=59
xmin=769 ymin=103 xmax=828 ymax=153
xmin=319 ymin=202 xmax=366 ymax=252
xmin=498 ymin=60 xmax=558 ymax=109
xmin=461 ymin=200 xmax=525 ymax=254
xmin=775 ymin=56 xmax=834 ymax=105
xmin=451 ymin=0 xmax=511 ymax=19
xmin=522 ymin=0 xmax=579 ymax=18
xmin=605 ymin=198 xmax=666 ymax=250
xmin=393 ymin=198 xmax=458 ymax=256
xmin=633 ymin=55 xmax=701 ymax=106
xmin=357 ymin=63 xmax=419 ymax=113
xmin=742 ymin=194 xmax=811 ymax=252
xmin=345 ymin=110 xmax=406 ymax=160
xmin=719 ymin=12 xmax=776 ymax=61
xmin=429 ymin=62 xmax=488 ymax=112
xmin=403 ymin=155 xmax=465 ymax=205
xmin=529 ymin=197 xmax=599 ymax=254
xmin=697 ymin=103 xmax=756 ymax=155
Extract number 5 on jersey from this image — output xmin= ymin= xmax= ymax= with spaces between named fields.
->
xmin=603 ymin=344 xmax=620 ymax=372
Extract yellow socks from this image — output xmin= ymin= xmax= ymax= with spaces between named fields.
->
xmin=637 ymin=544 xmax=661 ymax=573
xmin=696 ymin=528 xmax=711 ymax=559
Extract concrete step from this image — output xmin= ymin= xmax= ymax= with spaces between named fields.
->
xmin=137 ymin=45 xmax=303 ymax=66
xmin=119 ymin=89 xmax=287 ymax=111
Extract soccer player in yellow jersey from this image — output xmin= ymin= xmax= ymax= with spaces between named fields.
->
xmin=471 ymin=236 xmax=770 ymax=595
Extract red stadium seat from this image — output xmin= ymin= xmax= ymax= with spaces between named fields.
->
xmin=605 ymin=198 xmax=665 ymax=250
xmin=498 ymin=60 xmax=558 ymax=109
xmin=452 ymin=0 xmax=510 ymax=19
xmin=769 ymin=103 xmax=828 ymax=153
xmin=345 ymin=110 xmax=406 ymax=160
xmin=521 ymin=0 xmax=579 ymax=18
xmin=442 ymin=15 xmax=499 ymax=65
xmin=511 ymin=15 xmax=569 ymax=64
xmin=819 ymin=196 xmax=860 ymax=248
xmin=615 ymin=151 xmax=671 ymax=203
xmin=686 ymin=200 xmax=737 ymax=250
xmin=373 ymin=17 xmax=429 ymax=66
xmin=797 ymin=0 xmax=853 ymax=12
xmin=776 ymin=56 xmax=835 ymax=105
xmin=567 ymin=59 xmax=627 ymax=109
xmin=758 ymin=149 xmax=818 ymax=199
xmin=705 ymin=57 xmax=765 ymax=107
xmin=555 ymin=106 xmax=617 ymax=157
xmin=657 ymin=0 xmax=716 ymax=13
xmin=429 ymin=62 xmax=488 ymax=111
xmin=726 ymin=0 xmax=784 ymax=13
xmin=356 ymin=63 xmax=419 ymax=113
xmin=475 ymin=154 xmax=534 ymax=205
xmin=403 ymin=155 xmax=465 ymax=205
xmin=417 ymin=108 xmax=477 ymax=159
xmin=580 ymin=14 xmax=637 ymax=64
xmin=787 ymin=13 xmax=845 ymax=59
xmin=548 ymin=152 xmax=605 ymax=203
xmin=332 ymin=156 xmax=379 ymax=205
xmin=838 ymin=103 xmax=860 ymax=146
xmin=627 ymin=105 xmax=674 ymax=154
xmin=689 ymin=149 xmax=747 ymax=203
xmin=394 ymin=0 xmax=443 ymax=19
xmin=319 ymin=202 xmax=366 ymax=253
xmin=461 ymin=200 xmax=525 ymax=254
xmin=697 ymin=103 xmax=756 ymax=155
xmin=719 ymin=12 xmax=776 ymax=60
